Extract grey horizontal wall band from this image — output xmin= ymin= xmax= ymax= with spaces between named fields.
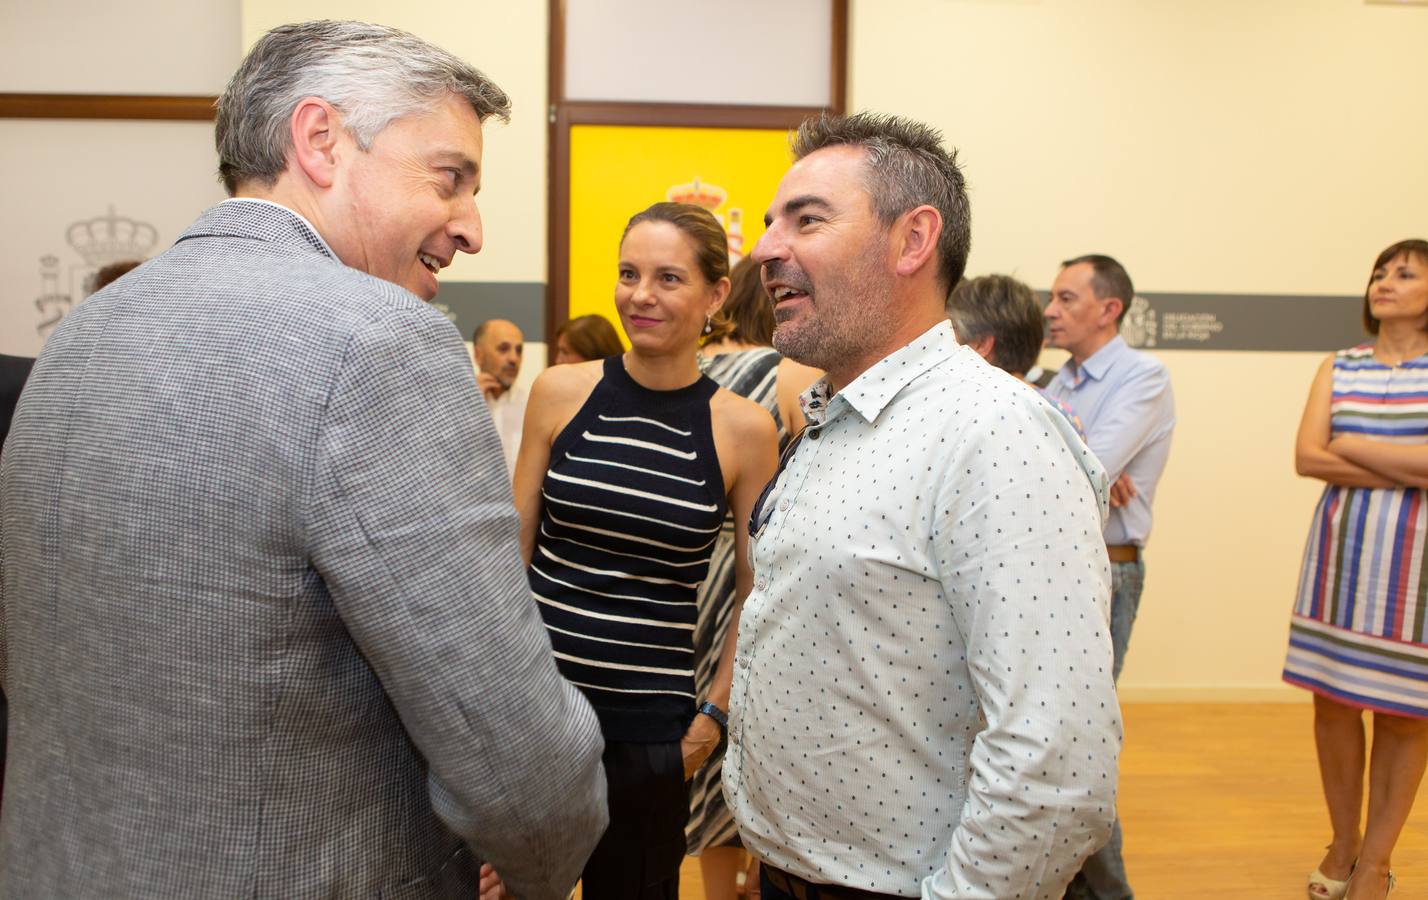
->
xmin=431 ymin=281 xmax=546 ymax=343
xmin=430 ymin=282 xmax=1366 ymax=353
xmin=1115 ymin=292 xmax=1361 ymax=352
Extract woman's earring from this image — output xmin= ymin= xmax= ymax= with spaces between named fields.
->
xmin=703 ymin=316 xmax=712 ymax=335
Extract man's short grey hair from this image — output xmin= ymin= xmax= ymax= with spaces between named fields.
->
xmin=215 ymin=20 xmax=512 ymax=195
xmin=946 ymin=274 xmax=1044 ymax=375
xmin=791 ymin=112 xmax=971 ymax=292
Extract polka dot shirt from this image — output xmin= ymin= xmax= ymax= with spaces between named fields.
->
xmin=724 ymin=321 xmax=1121 ymax=899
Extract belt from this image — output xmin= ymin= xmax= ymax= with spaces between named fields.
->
xmin=1107 ymin=544 xmax=1140 ymax=563
xmin=763 ymin=865 xmax=907 ymax=900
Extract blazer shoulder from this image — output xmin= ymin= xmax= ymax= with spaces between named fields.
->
xmin=173 ymin=202 xmax=450 ymax=338
xmin=181 ymin=233 xmax=455 ymax=343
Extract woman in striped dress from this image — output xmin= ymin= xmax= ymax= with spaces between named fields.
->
xmin=1287 ymin=239 xmax=1428 ymax=900
xmin=512 ymin=203 xmax=778 ymax=900
xmin=688 ymin=257 xmax=820 ymax=900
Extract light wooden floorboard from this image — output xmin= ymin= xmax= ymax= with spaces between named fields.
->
xmin=661 ymin=703 xmax=1428 ymax=899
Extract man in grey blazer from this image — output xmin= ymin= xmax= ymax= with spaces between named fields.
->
xmin=0 ymin=21 xmax=606 ymax=899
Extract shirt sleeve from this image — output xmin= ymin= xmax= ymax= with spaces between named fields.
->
xmin=306 ymin=307 xmax=607 ymax=900
xmin=1082 ymin=360 xmax=1174 ymax=481
xmin=925 ymin=396 xmax=1121 ymax=900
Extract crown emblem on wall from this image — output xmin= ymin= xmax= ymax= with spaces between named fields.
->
xmin=66 ymin=206 xmax=159 ymax=267
xmin=35 ymin=254 xmax=73 ymax=338
xmin=666 ymin=177 xmax=727 ymax=212
xmin=1121 ymin=296 xmax=1158 ymax=348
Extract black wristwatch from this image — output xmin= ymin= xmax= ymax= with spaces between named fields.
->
xmin=697 ymin=700 xmax=728 ymax=734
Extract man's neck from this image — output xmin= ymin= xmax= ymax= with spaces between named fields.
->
xmin=234 ymin=177 xmax=334 ymax=250
xmin=1069 ymin=329 xmax=1119 ymax=368
xmin=235 ymin=182 xmax=310 ymax=217
xmin=825 ymin=304 xmax=946 ymax=395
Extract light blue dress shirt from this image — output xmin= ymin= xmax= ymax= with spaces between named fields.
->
xmin=725 ymin=322 xmax=1120 ymax=899
xmin=1046 ymin=336 xmax=1175 ymax=547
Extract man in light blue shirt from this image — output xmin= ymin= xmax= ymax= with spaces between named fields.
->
xmin=1045 ymin=254 xmax=1176 ymax=900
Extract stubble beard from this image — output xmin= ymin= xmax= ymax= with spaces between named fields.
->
xmin=480 ymin=363 xmax=515 ymax=394
xmin=771 ymin=251 xmax=891 ymax=375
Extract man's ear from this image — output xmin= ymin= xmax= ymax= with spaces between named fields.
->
xmin=289 ymin=97 xmax=342 ymax=189
xmin=1101 ymin=297 xmax=1125 ymax=327
xmin=893 ymin=205 xmax=943 ymax=279
xmin=967 ymin=334 xmax=995 ymax=362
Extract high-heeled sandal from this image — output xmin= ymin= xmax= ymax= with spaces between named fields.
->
xmin=1309 ymin=866 xmax=1352 ymax=900
xmin=1342 ymin=870 xmax=1396 ymax=899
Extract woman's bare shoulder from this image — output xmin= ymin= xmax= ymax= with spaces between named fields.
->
xmin=532 ymin=358 xmax=604 ymax=398
xmin=711 ymin=387 xmax=777 ymax=441
xmin=528 ymin=359 xmax=606 ymax=436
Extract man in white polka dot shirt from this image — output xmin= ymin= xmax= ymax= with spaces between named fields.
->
xmin=724 ymin=112 xmax=1121 ymax=900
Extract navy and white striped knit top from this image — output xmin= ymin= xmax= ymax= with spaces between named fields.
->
xmin=531 ymin=355 xmax=727 ymax=741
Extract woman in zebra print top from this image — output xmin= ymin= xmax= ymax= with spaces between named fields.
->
xmin=512 ymin=202 xmax=778 ymax=900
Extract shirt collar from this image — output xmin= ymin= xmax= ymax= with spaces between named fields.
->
xmin=798 ymin=320 xmax=956 ymax=426
xmin=1067 ymin=334 xmax=1129 ymax=384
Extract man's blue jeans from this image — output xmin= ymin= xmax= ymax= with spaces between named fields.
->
xmin=1066 ymin=559 xmax=1143 ymax=900
xmin=1108 ymin=560 xmax=1143 ymax=682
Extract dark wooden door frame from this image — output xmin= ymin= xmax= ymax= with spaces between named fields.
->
xmin=0 ymin=94 xmax=216 ymax=120
xmin=545 ymin=0 xmax=848 ymax=355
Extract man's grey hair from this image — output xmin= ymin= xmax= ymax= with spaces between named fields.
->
xmin=215 ymin=20 xmax=512 ymax=195
xmin=791 ymin=112 xmax=971 ymax=292
xmin=946 ymin=274 xmax=1044 ymax=375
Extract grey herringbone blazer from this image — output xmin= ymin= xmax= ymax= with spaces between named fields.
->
xmin=0 ymin=201 xmax=607 ymax=899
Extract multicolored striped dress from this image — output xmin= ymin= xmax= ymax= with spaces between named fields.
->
xmin=1284 ymin=345 xmax=1428 ymax=718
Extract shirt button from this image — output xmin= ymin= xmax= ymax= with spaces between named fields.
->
xmin=807 ymin=428 xmax=821 ymax=441
xmin=777 ymin=498 xmax=790 ymax=512
xmin=737 ymin=656 xmax=750 ymax=670
xmin=755 ymin=577 xmax=767 ymax=591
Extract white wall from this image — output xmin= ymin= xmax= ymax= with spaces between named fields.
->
xmin=564 ymin=0 xmax=832 ymax=106
xmin=0 ymin=0 xmax=239 ymax=94
xmin=851 ymin=0 xmax=1428 ymax=296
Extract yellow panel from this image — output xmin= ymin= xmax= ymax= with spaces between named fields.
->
xmin=568 ymin=125 xmax=794 ymax=342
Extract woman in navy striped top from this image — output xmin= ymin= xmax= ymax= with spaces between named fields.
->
xmin=512 ymin=203 xmax=778 ymax=900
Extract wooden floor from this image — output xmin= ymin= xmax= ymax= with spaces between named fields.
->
xmin=664 ymin=703 xmax=1428 ymax=899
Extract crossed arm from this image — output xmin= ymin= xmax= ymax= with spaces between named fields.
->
xmin=1295 ymin=356 xmax=1413 ymax=489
